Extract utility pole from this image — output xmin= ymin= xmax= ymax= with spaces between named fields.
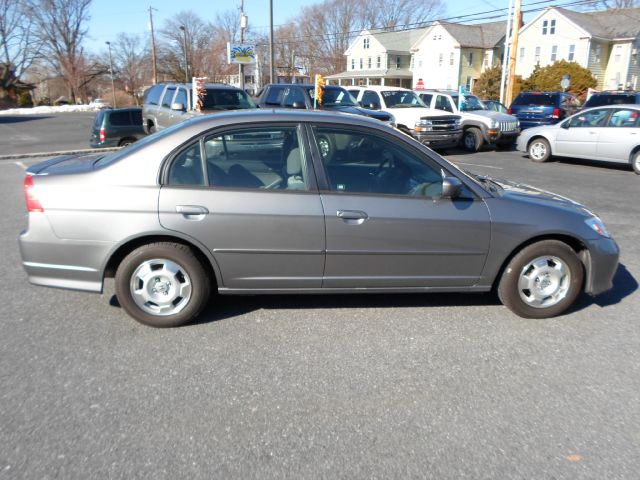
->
xmin=505 ymin=0 xmax=521 ymax=107
xmin=179 ymin=25 xmax=189 ymax=83
xmin=106 ymin=41 xmax=117 ymax=108
xmin=269 ymin=0 xmax=274 ymax=83
xmin=499 ymin=0 xmax=514 ymax=105
xmin=149 ymin=6 xmax=158 ymax=84
xmin=291 ymin=50 xmax=296 ymax=83
xmin=239 ymin=0 xmax=246 ymax=90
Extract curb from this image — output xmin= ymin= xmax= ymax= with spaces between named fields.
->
xmin=0 ymin=147 xmax=121 ymax=161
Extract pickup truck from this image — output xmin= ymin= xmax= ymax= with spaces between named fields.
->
xmin=347 ymin=86 xmax=461 ymax=150
xmin=254 ymin=83 xmax=396 ymax=127
xmin=416 ymin=90 xmax=520 ymax=151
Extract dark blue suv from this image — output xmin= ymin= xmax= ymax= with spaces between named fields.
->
xmin=583 ymin=90 xmax=640 ymax=108
xmin=508 ymin=92 xmax=580 ymax=129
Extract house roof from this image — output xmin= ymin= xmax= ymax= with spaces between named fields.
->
xmin=326 ymin=68 xmax=413 ymax=79
xmin=554 ymin=7 xmax=640 ymax=40
xmin=368 ymin=27 xmax=431 ymax=53
xmin=440 ymin=20 xmax=507 ymax=48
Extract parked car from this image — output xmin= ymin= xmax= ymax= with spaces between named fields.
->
xmin=348 ymin=86 xmax=461 ymax=150
xmin=416 ymin=90 xmax=519 ymax=151
xmin=142 ymin=82 xmax=255 ymax=133
xmin=88 ymin=98 xmax=110 ymax=109
xmin=583 ymin=90 xmax=640 ymax=109
xmin=509 ymin=91 xmax=580 ymax=129
xmin=255 ymin=83 xmax=395 ymax=126
xmin=19 ymin=110 xmax=619 ymax=327
xmin=483 ymin=99 xmax=508 ymax=113
xmin=516 ymin=104 xmax=640 ymax=174
xmin=90 ymin=108 xmax=146 ymax=148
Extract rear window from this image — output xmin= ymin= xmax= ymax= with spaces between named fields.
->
xmin=109 ymin=111 xmax=132 ymax=126
xmin=201 ymin=89 xmax=255 ymax=110
xmin=144 ymin=85 xmax=164 ymax=106
xmin=131 ymin=110 xmax=142 ymax=124
xmin=512 ymin=93 xmax=556 ymax=106
xmin=94 ymin=111 xmax=105 ymax=127
xmin=264 ymin=86 xmax=285 ymax=106
xmin=585 ymin=94 xmax=637 ymax=108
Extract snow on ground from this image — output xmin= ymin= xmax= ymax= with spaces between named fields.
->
xmin=0 ymin=104 xmax=103 ymax=115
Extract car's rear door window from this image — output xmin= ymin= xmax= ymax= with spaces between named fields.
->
xmin=167 ymin=141 xmax=205 ymax=186
xmin=608 ymin=109 xmax=640 ymax=127
xmin=109 ymin=111 xmax=131 ymax=126
xmin=161 ymin=87 xmax=176 ymax=108
xmin=203 ymin=126 xmax=311 ymax=190
xmin=131 ymin=110 xmax=142 ymax=125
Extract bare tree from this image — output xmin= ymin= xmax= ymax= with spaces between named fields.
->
xmin=0 ymin=0 xmax=43 ymax=81
xmin=364 ymin=0 xmax=444 ymax=29
xmin=25 ymin=0 xmax=92 ymax=102
xmin=112 ymin=33 xmax=150 ymax=104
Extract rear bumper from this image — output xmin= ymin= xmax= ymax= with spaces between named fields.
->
xmin=584 ymin=237 xmax=620 ymax=296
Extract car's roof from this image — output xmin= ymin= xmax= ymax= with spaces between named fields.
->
xmin=349 ymin=86 xmax=411 ymax=92
xmin=582 ymin=103 xmax=640 ymax=110
xmin=157 ymin=82 xmax=242 ymax=90
xmin=590 ymin=90 xmax=639 ymax=95
xmin=264 ymin=83 xmax=344 ymax=89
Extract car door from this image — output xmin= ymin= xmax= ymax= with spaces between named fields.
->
xmin=595 ymin=108 xmax=640 ymax=162
xmin=555 ymin=108 xmax=610 ymax=158
xmin=308 ymin=124 xmax=491 ymax=288
xmin=158 ymin=123 xmax=326 ymax=290
xmin=165 ymin=87 xmax=190 ymax=126
xmin=156 ymin=86 xmax=176 ymax=130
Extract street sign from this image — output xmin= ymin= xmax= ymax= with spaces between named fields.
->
xmin=560 ymin=74 xmax=571 ymax=91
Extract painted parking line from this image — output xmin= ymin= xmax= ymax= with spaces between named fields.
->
xmin=14 ymin=161 xmax=27 ymax=170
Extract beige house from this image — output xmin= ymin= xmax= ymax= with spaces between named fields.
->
xmin=326 ymin=27 xmax=429 ymax=88
xmin=410 ymin=21 xmax=506 ymax=91
xmin=516 ymin=7 xmax=640 ymax=90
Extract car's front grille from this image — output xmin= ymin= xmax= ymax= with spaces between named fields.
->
xmin=500 ymin=121 xmax=519 ymax=132
xmin=429 ymin=119 xmax=460 ymax=131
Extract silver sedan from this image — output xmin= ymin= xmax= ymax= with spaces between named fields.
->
xmin=517 ymin=104 xmax=640 ymax=174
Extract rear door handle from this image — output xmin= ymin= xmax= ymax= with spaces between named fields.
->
xmin=337 ymin=210 xmax=368 ymax=224
xmin=176 ymin=205 xmax=209 ymax=219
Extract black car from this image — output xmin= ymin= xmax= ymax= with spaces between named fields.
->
xmin=508 ymin=91 xmax=580 ymax=129
xmin=583 ymin=90 xmax=640 ymax=108
xmin=90 ymin=108 xmax=146 ymax=148
xmin=255 ymin=84 xmax=396 ymax=126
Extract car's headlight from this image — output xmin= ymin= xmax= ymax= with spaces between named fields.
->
xmin=585 ymin=216 xmax=610 ymax=238
xmin=415 ymin=119 xmax=433 ymax=131
xmin=490 ymin=119 xmax=499 ymax=129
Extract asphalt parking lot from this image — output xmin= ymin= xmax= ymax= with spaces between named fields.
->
xmin=1 ymin=114 xmax=639 ymax=479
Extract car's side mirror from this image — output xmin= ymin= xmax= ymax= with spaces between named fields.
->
xmin=561 ymin=121 xmax=570 ymax=129
xmin=441 ymin=177 xmax=462 ymax=198
xmin=291 ymin=101 xmax=307 ymax=109
xmin=171 ymin=102 xmax=185 ymax=112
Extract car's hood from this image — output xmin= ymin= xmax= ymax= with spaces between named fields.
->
xmin=328 ymin=105 xmax=392 ymax=121
xmin=463 ymin=110 xmax=517 ymax=122
xmin=387 ymin=107 xmax=458 ymax=126
xmin=478 ymin=175 xmax=592 ymax=216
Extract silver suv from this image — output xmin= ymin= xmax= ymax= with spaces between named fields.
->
xmin=142 ymin=82 xmax=255 ymax=133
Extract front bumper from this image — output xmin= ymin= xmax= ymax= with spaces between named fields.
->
xmin=583 ymin=237 xmax=620 ymax=296
xmin=412 ymin=130 xmax=462 ymax=149
xmin=487 ymin=129 xmax=520 ymax=144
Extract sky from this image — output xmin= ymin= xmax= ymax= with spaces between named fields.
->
xmin=85 ymin=0 xmax=512 ymax=54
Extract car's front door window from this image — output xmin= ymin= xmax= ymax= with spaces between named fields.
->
xmin=567 ymin=108 xmax=610 ymax=128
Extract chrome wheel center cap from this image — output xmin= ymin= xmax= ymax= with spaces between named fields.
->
xmin=152 ymin=277 xmax=172 ymax=295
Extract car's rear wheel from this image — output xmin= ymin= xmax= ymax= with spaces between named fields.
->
xmin=462 ymin=127 xmax=483 ymax=152
xmin=498 ymin=240 xmax=584 ymax=319
xmin=631 ymin=150 xmax=640 ymax=175
xmin=118 ymin=138 xmax=135 ymax=147
xmin=115 ymin=242 xmax=210 ymax=327
xmin=528 ymin=138 xmax=551 ymax=162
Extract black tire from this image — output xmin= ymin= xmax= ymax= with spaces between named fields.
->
xmin=461 ymin=127 xmax=483 ymax=152
xmin=118 ymin=138 xmax=135 ymax=147
xmin=147 ymin=122 xmax=156 ymax=134
xmin=528 ymin=137 xmax=551 ymax=162
xmin=498 ymin=240 xmax=584 ymax=319
xmin=115 ymin=242 xmax=211 ymax=327
xmin=631 ymin=150 xmax=640 ymax=175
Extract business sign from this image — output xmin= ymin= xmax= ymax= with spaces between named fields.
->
xmin=227 ymin=43 xmax=256 ymax=64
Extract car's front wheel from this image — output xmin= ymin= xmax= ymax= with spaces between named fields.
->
xmin=462 ymin=127 xmax=483 ymax=152
xmin=528 ymin=137 xmax=551 ymax=162
xmin=498 ymin=240 xmax=584 ymax=318
xmin=115 ymin=242 xmax=211 ymax=327
xmin=631 ymin=150 xmax=640 ymax=175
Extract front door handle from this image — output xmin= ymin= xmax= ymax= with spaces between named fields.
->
xmin=176 ymin=205 xmax=209 ymax=219
xmin=337 ymin=210 xmax=368 ymax=225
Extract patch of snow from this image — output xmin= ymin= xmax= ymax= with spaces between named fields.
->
xmin=0 ymin=104 xmax=102 ymax=115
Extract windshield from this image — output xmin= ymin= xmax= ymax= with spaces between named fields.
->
xmin=381 ymin=90 xmax=426 ymax=108
xmin=306 ymin=86 xmax=358 ymax=107
xmin=451 ymin=95 xmax=486 ymax=111
xmin=585 ymin=94 xmax=636 ymax=107
xmin=201 ymin=89 xmax=255 ymax=110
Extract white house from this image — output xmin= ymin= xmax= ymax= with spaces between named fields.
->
xmin=410 ymin=21 xmax=506 ymax=91
xmin=516 ymin=7 xmax=640 ymax=90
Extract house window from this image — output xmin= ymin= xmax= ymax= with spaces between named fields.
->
xmin=360 ymin=58 xmax=363 ymax=69
xmin=363 ymin=38 xmax=369 ymax=49
xmin=535 ymin=46 xmax=541 ymax=64
xmin=550 ymin=19 xmax=556 ymax=35
xmin=439 ymin=53 xmax=443 ymax=66
xmin=450 ymin=52 xmax=454 ymax=65
xmin=468 ymin=52 xmax=474 ymax=66
xmin=465 ymin=75 xmax=472 ymax=91
xmin=551 ymin=45 xmax=557 ymax=62
xmin=368 ymin=57 xmax=372 ymax=69
xmin=595 ymin=44 xmax=601 ymax=63
xmin=376 ymin=56 xmax=381 ymax=68
xmin=351 ymin=59 xmax=355 ymax=70
xmin=519 ymin=47 xmax=525 ymax=60
xmin=568 ymin=44 xmax=575 ymax=61
xmin=484 ymin=52 xmax=490 ymax=67
xmin=615 ymin=45 xmax=622 ymax=63
xmin=542 ymin=20 xmax=548 ymax=35
xmin=395 ymin=56 xmax=401 ymax=68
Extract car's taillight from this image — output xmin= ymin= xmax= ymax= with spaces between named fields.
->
xmin=507 ymin=107 xmax=513 ymax=114
xmin=24 ymin=175 xmax=44 ymax=212
xmin=552 ymin=108 xmax=561 ymax=119
xmin=99 ymin=126 xmax=105 ymax=142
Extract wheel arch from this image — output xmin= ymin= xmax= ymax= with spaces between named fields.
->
xmin=102 ymin=233 xmax=221 ymax=290
xmin=491 ymin=233 xmax=589 ymax=292
xmin=630 ymin=145 xmax=640 ymax=161
xmin=526 ymin=134 xmax=553 ymax=155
